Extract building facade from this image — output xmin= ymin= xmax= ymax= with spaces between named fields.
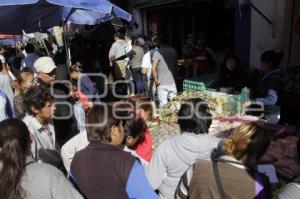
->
xmin=129 ymin=0 xmax=233 ymax=58
xmin=128 ymin=0 xmax=299 ymax=69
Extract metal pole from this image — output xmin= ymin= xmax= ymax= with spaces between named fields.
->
xmin=41 ymin=39 xmax=50 ymax=56
xmin=62 ymin=8 xmax=77 ymax=68
xmin=63 ymin=23 xmax=71 ymax=67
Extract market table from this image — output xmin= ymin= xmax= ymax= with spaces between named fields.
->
xmin=150 ymin=115 xmax=259 ymax=150
xmin=149 ymin=90 xmax=300 ymax=181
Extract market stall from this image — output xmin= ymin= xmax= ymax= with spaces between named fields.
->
xmin=0 ymin=0 xmax=132 ymax=34
xmin=150 ymin=89 xmax=299 ymax=184
xmin=151 ymin=89 xmax=252 ymax=148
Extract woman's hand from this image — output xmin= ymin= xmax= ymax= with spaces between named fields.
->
xmin=155 ymin=80 xmax=161 ymax=87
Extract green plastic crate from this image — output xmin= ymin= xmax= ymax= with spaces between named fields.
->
xmin=183 ymin=80 xmax=206 ymax=91
xmin=183 ymin=74 xmax=219 ymax=92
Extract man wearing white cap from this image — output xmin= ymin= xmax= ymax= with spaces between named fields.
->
xmin=34 ymin=56 xmax=57 ymax=85
xmin=34 ymin=56 xmax=74 ymax=147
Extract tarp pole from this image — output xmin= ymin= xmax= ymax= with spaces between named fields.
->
xmin=62 ymin=6 xmax=71 ymax=68
xmin=63 ymin=23 xmax=71 ymax=67
xmin=41 ymin=39 xmax=50 ymax=56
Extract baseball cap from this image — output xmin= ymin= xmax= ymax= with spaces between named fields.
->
xmin=34 ymin=56 xmax=57 ymax=73
xmin=137 ymin=37 xmax=145 ymax=46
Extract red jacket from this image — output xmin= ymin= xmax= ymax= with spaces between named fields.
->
xmin=135 ymin=128 xmax=153 ymax=162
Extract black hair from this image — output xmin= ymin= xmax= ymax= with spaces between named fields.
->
xmin=86 ymin=105 xmax=121 ymax=142
xmin=260 ymin=50 xmax=282 ymax=70
xmin=113 ymin=102 xmax=147 ymax=138
xmin=53 ymin=50 xmax=66 ymax=66
xmin=23 ymin=87 xmax=54 ymax=115
xmin=177 ymin=98 xmax=212 ymax=134
xmin=113 ymin=102 xmax=147 ymax=146
xmin=145 ymin=41 xmax=156 ymax=51
xmin=0 ymin=118 xmax=31 ymax=199
xmin=20 ymin=67 xmax=34 ymax=74
xmin=222 ymin=53 xmax=240 ymax=71
xmin=124 ymin=116 xmax=147 ymax=139
xmin=25 ymin=43 xmax=35 ymax=54
xmin=125 ymin=33 xmax=134 ymax=40
xmin=69 ymin=65 xmax=83 ymax=73
xmin=114 ymin=31 xmax=125 ymax=40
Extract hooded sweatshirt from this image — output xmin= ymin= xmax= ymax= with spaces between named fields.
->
xmin=145 ymin=132 xmax=220 ymax=199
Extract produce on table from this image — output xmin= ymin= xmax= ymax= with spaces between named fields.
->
xmin=261 ymin=136 xmax=300 ymax=180
xmin=151 ymin=90 xmax=300 ymax=187
xmin=209 ymin=115 xmax=259 ymax=138
xmin=149 ymin=122 xmax=180 ymax=150
xmin=159 ymin=91 xmax=244 ymax=124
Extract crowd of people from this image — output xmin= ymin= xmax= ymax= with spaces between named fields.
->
xmin=0 ymin=28 xmax=298 ymax=199
xmin=109 ymin=31 xmax=177 ymax=108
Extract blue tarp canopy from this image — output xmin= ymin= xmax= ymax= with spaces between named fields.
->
xmin=0 ymin=0 xmax=131 ymax=34
xmin=0 ymin=38 xmax=22 ymax=45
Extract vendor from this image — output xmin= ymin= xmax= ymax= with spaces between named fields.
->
xmin=218 ymin=53 xmax=246 ymax=93
xmin=192 ymin=33 xmax=216 ymax=76
xmin=244 ymin=50 xmax=284 ymax=124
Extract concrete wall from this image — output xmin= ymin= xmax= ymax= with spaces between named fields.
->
xmin=249 ymin=0 xmax=286 ymax=69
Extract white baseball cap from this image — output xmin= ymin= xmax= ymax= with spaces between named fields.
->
xmin=34 ymin=56 xmax=57 ymax=73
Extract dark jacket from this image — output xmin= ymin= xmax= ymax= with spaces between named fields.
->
xmin=219 ymin=67 xmax=246 ymax=92
xmin=253 ymin=68 xmax=284 ymax=100
xmin=252 ymin=68 xmax=284 ymax=116
xmin=71 ymin=142 xmax=136 ymax=199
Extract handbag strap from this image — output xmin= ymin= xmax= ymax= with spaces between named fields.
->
xmin=25 ymin=160 xmax=36 ymax=166
xmin=212 ymin=161 xmax=226 ymax=199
